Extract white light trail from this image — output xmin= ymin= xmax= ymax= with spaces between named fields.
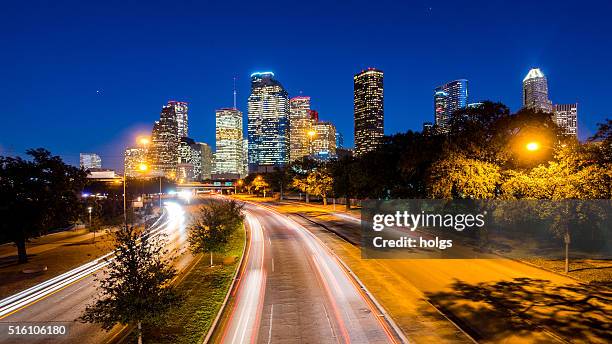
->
xmin=0 ymin=202 xmax=185 ymax=319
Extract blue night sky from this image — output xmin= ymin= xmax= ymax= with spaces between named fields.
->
xmin=1 ymin=0 xmax=611 ymax=170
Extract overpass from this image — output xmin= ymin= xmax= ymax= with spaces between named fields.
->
xmin=175 ymin=181 xmax=236 ymax=192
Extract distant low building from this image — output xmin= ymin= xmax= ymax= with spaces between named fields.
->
xmin=80 ymin=153 xmax=102 ymax=170
xmin=86 ymin=168 xmax=122 ymax=183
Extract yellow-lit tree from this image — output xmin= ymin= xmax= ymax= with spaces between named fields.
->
xmin=292 ymin=175 xmax=311 ymax=202
xmin=427 ymin=153 xmax=502 ymax=199
xmin=307 ymin=169 xmax=333 ymax=205
xmin=252 ymin=176 xmax=269 ymax=197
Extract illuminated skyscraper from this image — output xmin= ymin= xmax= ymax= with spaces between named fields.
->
xmin=289 ymin=96 xmax=314 ymax=162
xmin=354 ymin=68 xmax=384 ymax=156
xmin=553 ymin=103 xmax=578 ymax=137
xmin=80 ymin=153 xmax=102 ymax=170
xmin=123 ymin=148 xmax=145 ymax=177
xmin=247 ymin=72 xmax=290 ymax=172
xmin=335 ymin=131 xmax=344 ymax=149
xmin=177 ymin=137 xmax=200 ymax=182
xmin=215 ymin=108 xmax=244 ymax=177
xmin=149 ymin=101 xmax=188 ymax=178
xmin=312 ymin=121 xmax=337 ymax=161
xmin=522 ymin=68 xmax=553 ymax=113
xmin=434 ymin=79 xmax=468 ymax=133
xmin=196 ymin=142 xmax=213 ymax=180
xmin=168 ymin=101 xmax=189 ymax=138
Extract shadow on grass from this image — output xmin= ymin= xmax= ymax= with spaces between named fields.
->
xmin=424 ymin=278 xmax=612 ymax=343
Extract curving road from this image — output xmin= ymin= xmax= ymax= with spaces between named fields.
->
xmin=216 ymin=201 xmax=401 ymax=344
xmin=0 ymin=201 xmax=191 ymax=344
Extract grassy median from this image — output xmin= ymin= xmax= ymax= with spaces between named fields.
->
xmin=141 ymin=226 xmax=245 ymax=344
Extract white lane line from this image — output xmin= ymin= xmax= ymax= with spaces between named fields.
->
xmin=267 ymin=304 xmax=274 ymax=344
xmin=271 ymin=258 xmax=275 ymax=272
xmin=321 ymin=301 xmax=339 ymax=343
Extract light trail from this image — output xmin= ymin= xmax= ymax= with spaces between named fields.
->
xmin=0 ymin=201 xmax=185 ymax=319
xmin=217 ymin=200 xmax=399 ymax=344
xmin=221 ymin=212 xmax=266 ymax=344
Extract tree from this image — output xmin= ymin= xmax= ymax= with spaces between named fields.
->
xmin=588 ymin=118 xmax=612 ymax=163
xmin=265 ymin=166 xmax=293 ymax=200
xmin=0 ymin=149 xmax=87 ymax=263
xmin=188 ymin=200 xmax=244 ymax=266
xmin=251 ymin=176 xmax=270 ymax=197
xmin=80 ymin=226 xmax=182 ymax=344
xmin=292 ymin=175 xmax=311 ymax=202
xmin=427 ymin=153 xmax=502 ymax=199
xmin=306 ymin=169 xmax=333 ymax=205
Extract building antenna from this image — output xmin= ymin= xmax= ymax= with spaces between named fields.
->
xmin=233 ymin=76 xmax=237 ymax=109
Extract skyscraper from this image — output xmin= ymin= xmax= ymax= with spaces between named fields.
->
xmin=247 ymin=72 xmax=290 ymax=172
xmin=289 ymin=96 xmax=314 ymax=162
xmin=354 ymin=68 xmax=384 ymax=156
xmin=522 ymin=68 xmax=552 ymax=113
xmin=80 ymin=153 xmax=102 ymax=170
xmin=196 ymin=142 xmax=213 ymax=180
xmin=335 ymin=131 xmax=344 ymax=149
xmin=312 ymin=121 xmax=337 ymax=161
xmin=149 ymin=101 xmax=188 ymax=178
xmin=169 ymin=101 xmax=189 ymax=138
xmin=177 ymin=137 xmax=200 ymax=182
xmin=215 ymin=108 xmax=244 ymax=177
xmin=553 ymin=103 xmax=578 ymax=137
xmin=433 ymin=79 xmax=468 ymax=133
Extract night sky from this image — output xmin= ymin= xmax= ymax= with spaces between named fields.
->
xmin=1 ymin=0 xmax=610 ymax=171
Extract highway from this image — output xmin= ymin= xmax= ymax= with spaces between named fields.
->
xmin=0 ymin=201 xmax=191 ymax=344
xmin=216 ymin=201 xmax=401 ymax=344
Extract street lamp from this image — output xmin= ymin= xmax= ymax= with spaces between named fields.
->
xmin=526 ymin=141 xmax=541 ymax=151
xmin=234 ymin=179 xmax=243 ymax=194
xmin=87 ymin=206 xmax=94 ymax=243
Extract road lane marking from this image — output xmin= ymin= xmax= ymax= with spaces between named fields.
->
xmin=267 ymin=304 xmax=274 ymax=344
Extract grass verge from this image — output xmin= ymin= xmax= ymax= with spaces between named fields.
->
xmin=141 ymin=225 xmax=245 ymax=344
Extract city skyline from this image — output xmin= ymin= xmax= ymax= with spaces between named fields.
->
xmin=1 ymin=1 xmax=610 ymax=171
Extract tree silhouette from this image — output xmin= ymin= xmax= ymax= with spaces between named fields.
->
xmin=0 ymin=148 xmax=87 ymax=263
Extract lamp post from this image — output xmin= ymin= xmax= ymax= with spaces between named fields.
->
xmin=235 ymin=179 xmax=243 ymax=194
xmin=524 ymin=139 xmax=572 ymax=272
xmin=87 ymin=206 xmax=94 ymax=243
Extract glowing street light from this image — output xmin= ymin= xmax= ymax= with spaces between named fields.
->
xmin=87 ymin=206 xmax=95 ymax=243
xmin=139 ymin=137 xmax=150 ymax=146
xmin=526 ymin=142 xmax=541 ymax=152
xmin=138 ymin=163 xmax=148 ymax=172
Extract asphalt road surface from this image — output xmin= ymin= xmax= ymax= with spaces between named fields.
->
xmin=216 ymin=201 xmax=400 ymax=344
xmin=0 ymin=201 xmax=192 ymax=344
